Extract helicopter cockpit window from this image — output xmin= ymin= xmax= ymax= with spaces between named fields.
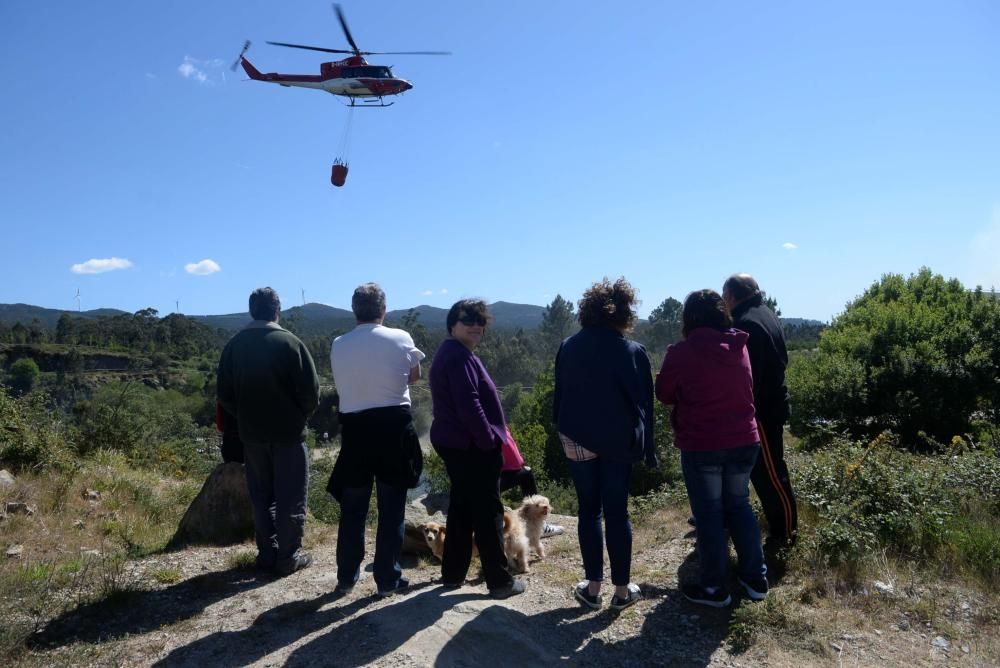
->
xmin=342 ymin=66 xmax=392 ymax=79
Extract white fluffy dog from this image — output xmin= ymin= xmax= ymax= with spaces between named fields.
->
xmin=517 ymin=495 xmax=552 ymax=560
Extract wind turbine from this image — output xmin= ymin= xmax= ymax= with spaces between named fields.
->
xmin=301 ymin=288 xmax=306 ymax=307
xmin=75 ymin=289 xmax=81 ymax=312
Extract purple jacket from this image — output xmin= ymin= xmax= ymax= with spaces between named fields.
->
xmin=655 ymin=327 xmax=759 ymax=452
xmin=429 ymin=338 xmax=506 ymax=452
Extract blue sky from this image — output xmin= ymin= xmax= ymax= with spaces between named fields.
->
xmin=2 ymin=0 xmax=998 ymax=322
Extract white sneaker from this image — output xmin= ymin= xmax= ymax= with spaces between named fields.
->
xmin=542 ymin=523 xmax=565 ymax=538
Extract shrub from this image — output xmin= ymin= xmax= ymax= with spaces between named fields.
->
xmin=8 ymin=357 xmax=41 ymax=395
xmin=795 ymin=434 xmax=999 ymax=574
xmin=0 ymin=386 xmax=72 ymax=471
xmin=72 ymin=382 xmax=215 ymax=476
xmin=307 ymin=455 xmax=340 ymax=524
xmin=788 ymin=269 xmax=1000 ymax=445
xmin=422 ymin=448 xmax=450 ymax=495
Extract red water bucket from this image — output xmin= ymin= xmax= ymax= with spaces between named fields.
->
xmin=331 ymin=163 xmax=349 ymax=187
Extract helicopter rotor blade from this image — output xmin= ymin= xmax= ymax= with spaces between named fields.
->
xmin=230 ymin=40 xmax=252 ymax=71
xmin=265 ymin=41 xmax=355 ymax=55
xmin=362 ymin=50 xmax=452 ymax=56
xmin=333 ymin=3 xmax=361 ymax=56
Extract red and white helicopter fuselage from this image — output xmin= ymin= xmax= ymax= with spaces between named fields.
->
xmin=240 ymin=54 xmax=412 ymax=100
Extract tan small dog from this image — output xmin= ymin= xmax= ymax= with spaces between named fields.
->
xmin=421 ymin=521 xmax=448 ymax=560
xmin=517 ymin=495 xmax=552 ymax=560
xmin=422 ymin=521 xmax=481 ymax=561
xmin=503 ymin=510 xmax=530 ymax=573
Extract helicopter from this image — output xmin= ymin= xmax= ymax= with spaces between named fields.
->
xmin=233 ymin=4 xmax=449 ymax=107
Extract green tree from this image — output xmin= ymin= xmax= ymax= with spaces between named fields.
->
xmin=55 ymin=313 xmax=76 ymax=344
xmin=540 ymin=295 xmax=576 ymax=353
xmin=9 ymin=358 xmax=41 ymax=395
xmin=400 ymin=308 xmax=434 ymax=357
xmin=788 ymin=268 xmax=1000 ymax=445
xmin=762 ymin=293 xmax=781 ymax=316
xmin=646 ymin=297 xmax=683 ymax=355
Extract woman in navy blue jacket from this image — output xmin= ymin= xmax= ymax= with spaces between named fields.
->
xmin=554 ymin=277 xmax=656 ymax=611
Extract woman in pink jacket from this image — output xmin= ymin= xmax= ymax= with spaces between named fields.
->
xmin=655 ymin=289 xmax=767 ymax=608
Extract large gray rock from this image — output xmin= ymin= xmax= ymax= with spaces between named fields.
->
xmin=169 ymin=462 xmax=254 ymax=548
xmin=0 ymin=469 xmax=15 ymax=487
xmin=402 ymin=493 xmax=449 ymax=556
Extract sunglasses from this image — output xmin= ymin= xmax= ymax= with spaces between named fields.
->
xmin=458 ymin=314 xmax=487 ymax=327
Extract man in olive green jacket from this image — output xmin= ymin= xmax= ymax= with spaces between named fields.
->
xmin=218 ymin=287 xmax=320 ymax=575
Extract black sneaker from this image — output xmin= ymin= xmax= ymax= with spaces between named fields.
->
xmin=377 ymin=577 xmax=410 ymax=598
xmin=489 ymin=578 xmax=527 ymax=599
xmin=277 ymin=551 xmax=313 ymax=577
xmin=682 ymin=584 xmax=731 ymax=608
xmin=737 ymin=575 xmax=769 ymax=601
xmin=609 ymin=583 xmax=642 ymax=611
xmin=573 ymin=582 xmax=602 ymax=610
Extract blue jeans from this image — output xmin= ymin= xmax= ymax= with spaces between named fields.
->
xmin=337 ymin=481 xmax=407 ymax=591
xmin=568 ymin=458 xmax=633 ymax=586
xmin=681 ymin=445 xmax=766 ymax=589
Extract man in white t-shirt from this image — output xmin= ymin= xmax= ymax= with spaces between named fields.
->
xmin=328 ymin=283 xmax=425 ymax=597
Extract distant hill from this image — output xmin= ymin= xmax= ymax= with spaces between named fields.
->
xmin=0 ymin=303 xmax=128 ymax=329
xmin=191 ymin=303 xmax=356 ymax=336
xmin=782 ymin=317 xmax=827 ymax=327
xmin=0 ymin=301 xmax=818 ymax=334
xmin=193 ymin=301 xmax=548 ymax=336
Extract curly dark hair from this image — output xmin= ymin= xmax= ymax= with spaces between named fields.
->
xmin=682 ymin=289 xmax=733 ymax=338
xmin=577 ymin=277 xmax=639 ymax=331
xmin=445 ymin=299 xmax=492 ymax=335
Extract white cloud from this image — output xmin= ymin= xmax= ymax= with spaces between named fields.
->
xmin=782 ymin=242 xmax=798 ymax=250
xmin=70 ymin=257 xmax=133 ymax=274
xmin=184 ymin=259 xmax=221 ymax=275
xmin=178 ymin=56 xmax=208 ymax=82
xmin=421 ymin=290 xmax=433 ymax=296
xmin=440 ymin=288 xmax=449 ymax=294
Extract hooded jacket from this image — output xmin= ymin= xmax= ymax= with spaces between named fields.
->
xmin=730 ymin=294 xmax=790 ymax=423
xmin=655 ymin=327 xmax=759 ymax=452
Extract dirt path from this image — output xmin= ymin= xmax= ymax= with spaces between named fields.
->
xmin=28 ymin=511 xmax=997 ymax=667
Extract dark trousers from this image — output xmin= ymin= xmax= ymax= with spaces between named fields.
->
xmin=568 ymin=457 xmax=633 ymax=586
xmin=437 ymin=446 xmax=513 ymax=590
xmin=499 ymin=466 xmax=538 ymax=496
xmin=751 ymin=417 xmax=798 ymax=541
xmin=242 ymin=440 xmax=309 ymax=570
xmin=337 ymin=481 xmax=407 ymax=591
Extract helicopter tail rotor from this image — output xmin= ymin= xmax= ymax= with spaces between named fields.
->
xmin=230 ymin=40 xmax=251 ymax=71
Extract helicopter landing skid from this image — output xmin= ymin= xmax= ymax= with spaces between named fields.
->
xmin=345 ymin=97 xmax=394 ymax=108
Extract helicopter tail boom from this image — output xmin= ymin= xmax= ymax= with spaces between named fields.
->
xmin=240 ymin=57 xmax=266 ymax=81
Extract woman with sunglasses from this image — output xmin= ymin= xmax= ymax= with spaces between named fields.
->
xmin=428 ymin=299 xmax=525 ymax=599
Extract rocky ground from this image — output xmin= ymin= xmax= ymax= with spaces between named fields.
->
xmin=22 ymin=504 xmax=998 ymax=668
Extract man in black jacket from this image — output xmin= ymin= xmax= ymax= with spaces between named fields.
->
xmin=723 ymin=274 xmax=797 ymax=553
xmin=218 ymin=287 xmax=320 ymax=576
